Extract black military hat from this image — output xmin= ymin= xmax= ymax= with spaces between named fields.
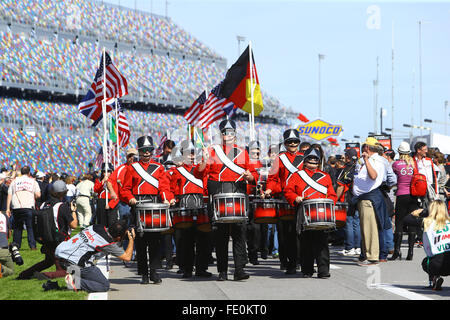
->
xmin=136 ymin=136 xmax=154 ymax=151
xmin=179 ymin=139 xmax=197 ymax=155
xmin=303 ymin=147 xmax=321 ymax=162
xmin=283 ymin=129 xmax=300 ymax=143
xmin=248 ymin=140 xmax=261 ymax=151
xmin=101 ymin=163 xmax=114 ymax=172
xmin=219 ymin=119 xmax=236 ymax=132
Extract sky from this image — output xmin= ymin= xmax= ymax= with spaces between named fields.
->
xmin=110 ymin=0 xmax=450 ymax=150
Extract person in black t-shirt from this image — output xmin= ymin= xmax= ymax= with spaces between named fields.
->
xmin=16 ymin=180 xmax=78 ymax=280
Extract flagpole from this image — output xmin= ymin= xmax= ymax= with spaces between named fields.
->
xmin=115 ymin=98 xmax=119 ymax=168
xmin=249 ymin=41 xmax=256 ymax=142
xmin=102 ymin=47 xmax=108 ymax=200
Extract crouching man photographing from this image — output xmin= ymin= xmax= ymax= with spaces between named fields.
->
xmin=54 ymin=221 xmax=135 ymax=292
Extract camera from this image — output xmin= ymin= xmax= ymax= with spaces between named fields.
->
xmin=9 ymin=242 xmax=24 ymax=266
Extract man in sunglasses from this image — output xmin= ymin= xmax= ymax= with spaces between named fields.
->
xmin=284 ymin=147 xmax=337 ymax=279
xmin=265 ymin=129 xmax=304 ymax=274
xmin=195 ymin=119 xmax=258 ymax=281
xmin=169 ymin=139 xmax=212 ymax=279
xmin=121 ymin=136 xmax=174 ymax=285
xmin=245 ymin=140 xmax=269 ymax=265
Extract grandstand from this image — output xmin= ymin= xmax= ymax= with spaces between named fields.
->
xmin=0 ymin=0 xmax=301 ymax=175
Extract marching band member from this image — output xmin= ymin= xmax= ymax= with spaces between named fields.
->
xmin=195 ymin=119 xmax=258 ymax=281
xmin=170 ymin=140 xmax=212 ymax=278
xmin=121 ymin=135 xmax=174 ymax=285
xmin=246 ymin=140 xmax=268 ymax=265
xmin=265 ymin=129 xmax=304 ymax=274
xmin=94 ymin=163 xmax=117 ymax=227
xmin=284 ymin=147 xmax=337 ymax=278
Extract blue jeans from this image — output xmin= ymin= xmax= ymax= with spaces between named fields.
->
xmin=344 ymin=211 xmax=361 ymax=251
xmin=384 ymin=227 xmax=394 ymax=251
xmin=380 ymin=227 xmax=393 ymax=260
xmin=12 ymin=208 xmax=36 ymax=249
xmin=267 ymin=224 xmax=278 ymax=254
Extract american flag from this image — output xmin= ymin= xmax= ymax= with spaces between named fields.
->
xmin=154 ymin=134 xmax=168 ymax=157
xmin=94 ymin=140 xmax=118 ymax=170
xmin=196 ymin=82 xmax=236 ymax=129
xmin=117 ymin=108 xmax=130 ymax=148
xmin=78 ymin=51 xmax=128 ymax=124
xmin=184 ymin=91 xmax=206 ymax=125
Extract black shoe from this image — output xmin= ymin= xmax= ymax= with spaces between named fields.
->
xmin=285 ymin=268 xmax=296 ymax=275
xmin=432 ymin=276 xmax=444 ymax=291
xmin=165 ymin=261 xmax=173 ymax=270
xmin=318 ymin=273 xmax=331 ymax=279
xmin=42 ymin=280 xmax=60 ymax=291
xmin=388 ymin=251 xmax=402 ymax=261
xmin=261 ymin=252 xmax=268 ymax=260
xmin=218 ymin=272 xmax=228 ymax=281
xmin=150 ymin=270 xmax=162 ymax=284
xmin=140 ymin=274 xmax=150 ymax=284
xmin=299 ymin=272 xmax=313 ymax=278
xmin=195 ymin=270 xmax=212 ymax=278
xmin=249 ymin=259 xmax=259 ymax=265
xmin=182 ymin=271 xmax=193 ymax=278
xmin=177 ymin=268 xmax=184 ymax=274
xmin=234 ymin=270 xmax=250 ymax=281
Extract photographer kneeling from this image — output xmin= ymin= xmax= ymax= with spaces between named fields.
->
xmin=55 ymin=221 xmax=134 ymax=292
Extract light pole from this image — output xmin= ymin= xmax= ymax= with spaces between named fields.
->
xmin=237 ymin=36 xmax=245 ymax=58
xmin=318 ymin=54 xmax=325 ymax=119
xmin=445 ymin=100 xmax=449 ymax=135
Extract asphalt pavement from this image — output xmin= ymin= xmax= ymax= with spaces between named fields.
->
xmin=102 ymin=241 xmax=450 ymax=301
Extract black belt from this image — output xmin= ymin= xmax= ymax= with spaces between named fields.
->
xmin=78 ymin=195 xmax=90 ymax=198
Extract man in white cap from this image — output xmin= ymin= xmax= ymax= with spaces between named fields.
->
xmin=352 ymin=137 xmax=390 ymax=266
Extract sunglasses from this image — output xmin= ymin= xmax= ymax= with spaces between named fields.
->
xmin=222 ymin=130 xmax=236 ymax=136
xmin=285 ymin=140 xmax=300 ymax=145
xmin=139 ymin=147 xmax=153 ymax=154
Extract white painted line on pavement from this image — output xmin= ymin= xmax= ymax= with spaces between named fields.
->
xmin=372 ymin=283 xmax=433 ymax=300
xmin=330 ymin=264 xmax=341 ymax=270
xmin=88 ymin=256 xmax=109 ymax=300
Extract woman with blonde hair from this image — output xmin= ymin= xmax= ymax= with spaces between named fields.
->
xmin=390 ymin=141 xmax=420 ymax=261
xmin=415 ymin=200 xmax=450 ymax=290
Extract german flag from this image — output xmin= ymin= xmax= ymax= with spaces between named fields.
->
xmin=220 ymin=45 xmax=264 ymax=116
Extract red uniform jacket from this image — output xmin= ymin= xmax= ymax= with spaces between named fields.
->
xmin=266 ymin=151 xmax=304 ymax=195
xmin=194 ymin=144 xmax=259 ymax=183
xmin=121 ymin=160 xmax=174 ymax=203
xmin=170 ymin=164 xmax=204 ymax=196
xmin=94 ymin=179 xmax=111 ymax=200
xmin=247 ymin=159 xmax=263 ymax=195
xmin=284 ymin=168 xmax=337 ymax=207
xmin=107 ymin=163 xmax=130 ymax=209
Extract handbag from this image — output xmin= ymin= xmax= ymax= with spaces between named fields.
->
xmin=410 ymin=158 xmax=428 ymax=197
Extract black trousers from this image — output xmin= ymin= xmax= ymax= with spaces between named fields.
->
xmin=394 ymin=195 xmax=419 ymax=232
xmin=246 ymin=221 xmax=269 ymax=260
xmin=136 ymin=232 xmax=162 ymax=275
xmin=214 ymin=223 xmax=248 ymax=273
xmin=299 ymin=230 xmax=330 ymax=276
xmin=179 ymin=226 xmax=210 ymax=273
xmin=422 ymin=252 xmax=450 ymax=277
xmin=96 ymin=199 xmax=119 ymax=228
xmin=278 ymin=219 xmax=297 ymax=269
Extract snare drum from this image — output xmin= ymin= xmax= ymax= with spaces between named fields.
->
xmin=212 ymin=192 xmax=248 ymax=223
xmin=252 ymin=198 xmax=279 ymax=224
xmin=301 ymin=199 xmax=335 ymax=230
xmin=136 ymin=201 xmax=172 ymax=232
xmin=170 ymin=208 xmax=194 ymax=229
xmin=277 ymin=200 xmax=296 ymax=221
xmin=334 ymin=202 xmax=348 ymax=228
